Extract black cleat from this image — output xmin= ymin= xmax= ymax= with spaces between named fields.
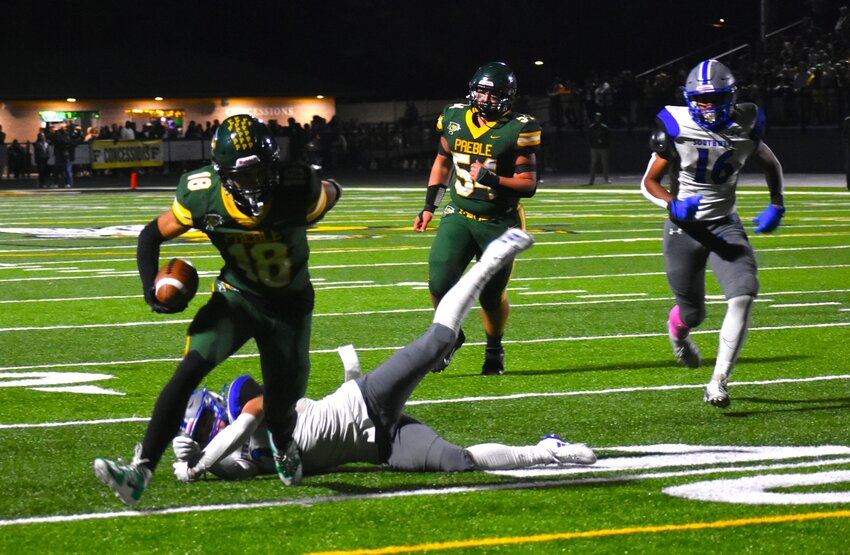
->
xmin=432 ymin=328 xmax=465 ymax=373
xmin=481 ymin=347 xmax=505 ymax=376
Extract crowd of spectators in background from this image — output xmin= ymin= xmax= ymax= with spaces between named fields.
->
xmin=2 ymin=8 xmax=849 ymax=181
xmin=547 ymin=13 xmax=850 ymax=132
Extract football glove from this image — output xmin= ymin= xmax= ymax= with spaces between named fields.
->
xmin=172 ymin=435 xmax=201 ymax=463
xmin=668 ymin=195 xmax=703 ymax=220
xmin=144 ymin=287 xmax=186 ymax=314
xmin=753 ymin=204 xmax=785 ymax=233
xmin=474 ymin=166 xmax=500 ymax=188
xmin=172 ymin=461 xmax=199 ymax=483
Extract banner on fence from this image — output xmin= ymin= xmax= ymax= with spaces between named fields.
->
xmin=91 ymin=140 xmax=164 ymax=169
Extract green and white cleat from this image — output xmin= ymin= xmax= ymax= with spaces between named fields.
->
xmin=269 ymin=433 xmax=303 ymax=486
xmin=94 ymin=444 xmax=152 ymax=506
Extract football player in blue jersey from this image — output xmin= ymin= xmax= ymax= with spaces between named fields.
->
xmin=169 ymin=230 xmax=596 ymax=484
xmin=640 ymin=59 xmax=786 ymax=409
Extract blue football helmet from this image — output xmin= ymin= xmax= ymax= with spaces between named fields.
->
xmin=224 ymin=374 xmax=262 ymax=422
xmin=683 ymin=59 xmax=737 ymax=131
xmin=181 ymin=386 xmax=228 ymax=448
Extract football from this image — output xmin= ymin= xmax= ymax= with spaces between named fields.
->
xmin=155 ymin=258 xmax=199 ymax=308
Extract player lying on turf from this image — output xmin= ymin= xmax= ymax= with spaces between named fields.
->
xmin=170 ymin=229 xmax=596 ymax=482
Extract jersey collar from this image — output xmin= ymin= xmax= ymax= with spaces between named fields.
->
xmin=465 ymin=108 xmax=503 ymax=140
xmin=221 ymin=187 xmax=271 ymax=227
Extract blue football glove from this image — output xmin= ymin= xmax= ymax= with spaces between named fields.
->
xmin=753 ymin=204 xmax=785 ymax=233
xmin=668 ymin=195 xmax=703 ymax=220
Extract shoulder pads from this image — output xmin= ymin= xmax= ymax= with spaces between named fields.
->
xmin=734 ymin=103 xmax=764 ymax=141
xmin=649 ymin=128 xmax=670 ymax=154
xmin=734 ymin=103 xmax=758 ymax=126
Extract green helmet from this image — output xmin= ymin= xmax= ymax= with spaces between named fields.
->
xmin=211 ymin=114 xmax=280 ymax=216
xmin=467 ymin=61 xmax=517 ymax=119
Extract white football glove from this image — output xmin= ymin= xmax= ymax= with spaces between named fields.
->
xmin=172 ymin=435 xmax=201 ymax=463
xmin=172 ymin=460 xmax=198 ymax=483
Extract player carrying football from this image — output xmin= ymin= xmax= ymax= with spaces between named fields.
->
xmin=95 ymin=114 xmax=341 ymax=505
xmin=413 ymin=61 xmax=541 ymax=376
xmin=640 ymin=59 xmax=786 ymax=408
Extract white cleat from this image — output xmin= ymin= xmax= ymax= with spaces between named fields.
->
xmin=670 ymin=335 xmax=702 ymax=368
xmin=480 ymin=229 xmax=534 ymax=267
xmin=704 ymin=379 xmax=731 ymax=408
xmin=537 ymin=434 xmax=597 ymax=465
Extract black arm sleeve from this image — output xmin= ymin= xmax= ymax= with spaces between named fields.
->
xmin=137 ymin=217 xmax=166 ymax=293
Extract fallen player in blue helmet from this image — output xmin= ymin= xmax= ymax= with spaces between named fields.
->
xmin=171 ymin=229 xmax=596 ymax=484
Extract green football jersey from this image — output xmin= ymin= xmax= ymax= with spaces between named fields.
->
xmin=437 ymin=104 xmax=541 ymax=216
xmin=171 ymin=162 xmax=329 ymax=298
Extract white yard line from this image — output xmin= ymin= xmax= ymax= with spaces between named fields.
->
xmin=0 ymin=321 xmax=847 ymax=370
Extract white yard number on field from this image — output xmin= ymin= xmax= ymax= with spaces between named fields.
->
xmin=0 ymin=372 xmax=124 ymax=395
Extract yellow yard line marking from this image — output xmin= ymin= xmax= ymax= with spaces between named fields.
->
xmin=307 ymin=510 xmax=850 ymax=555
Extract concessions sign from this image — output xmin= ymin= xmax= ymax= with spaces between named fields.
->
xmin=91 ymin=140 xmax=164 ymax=169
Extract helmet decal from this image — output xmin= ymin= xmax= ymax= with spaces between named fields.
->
xmin=211 ymin=114 xmax=280 ymax=216
xmin=226 ymin=115 xmax=258 ymax=153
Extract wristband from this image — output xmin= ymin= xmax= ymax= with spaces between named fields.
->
xmin=423 ymin=184 xmax=447 ymax=213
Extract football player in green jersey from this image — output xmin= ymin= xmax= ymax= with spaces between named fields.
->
xmin=413 ymin=61 xmax=541 ymax=376
xmin=95 ymin=115 xmax=341 ymax=505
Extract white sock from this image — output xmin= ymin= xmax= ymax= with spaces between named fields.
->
xmin=714 ymin=295 xmax=754 ymax=382
xmin=432 ymin=261 xmax=494 ymax=332
xmin=465 ymin=443 xmax=551 ymax=470
xmin=337 ymin=344 xmax=362 ymax=382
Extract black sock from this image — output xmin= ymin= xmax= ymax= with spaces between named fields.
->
xmin=485 ymin=333 xmax=503 ymax=351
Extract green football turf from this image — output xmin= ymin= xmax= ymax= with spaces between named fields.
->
xmin=0 ymin=182 xmax=848 ymax=554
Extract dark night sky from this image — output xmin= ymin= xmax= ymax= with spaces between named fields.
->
xmin=1 ymin=1 xmax=814 ymax=102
